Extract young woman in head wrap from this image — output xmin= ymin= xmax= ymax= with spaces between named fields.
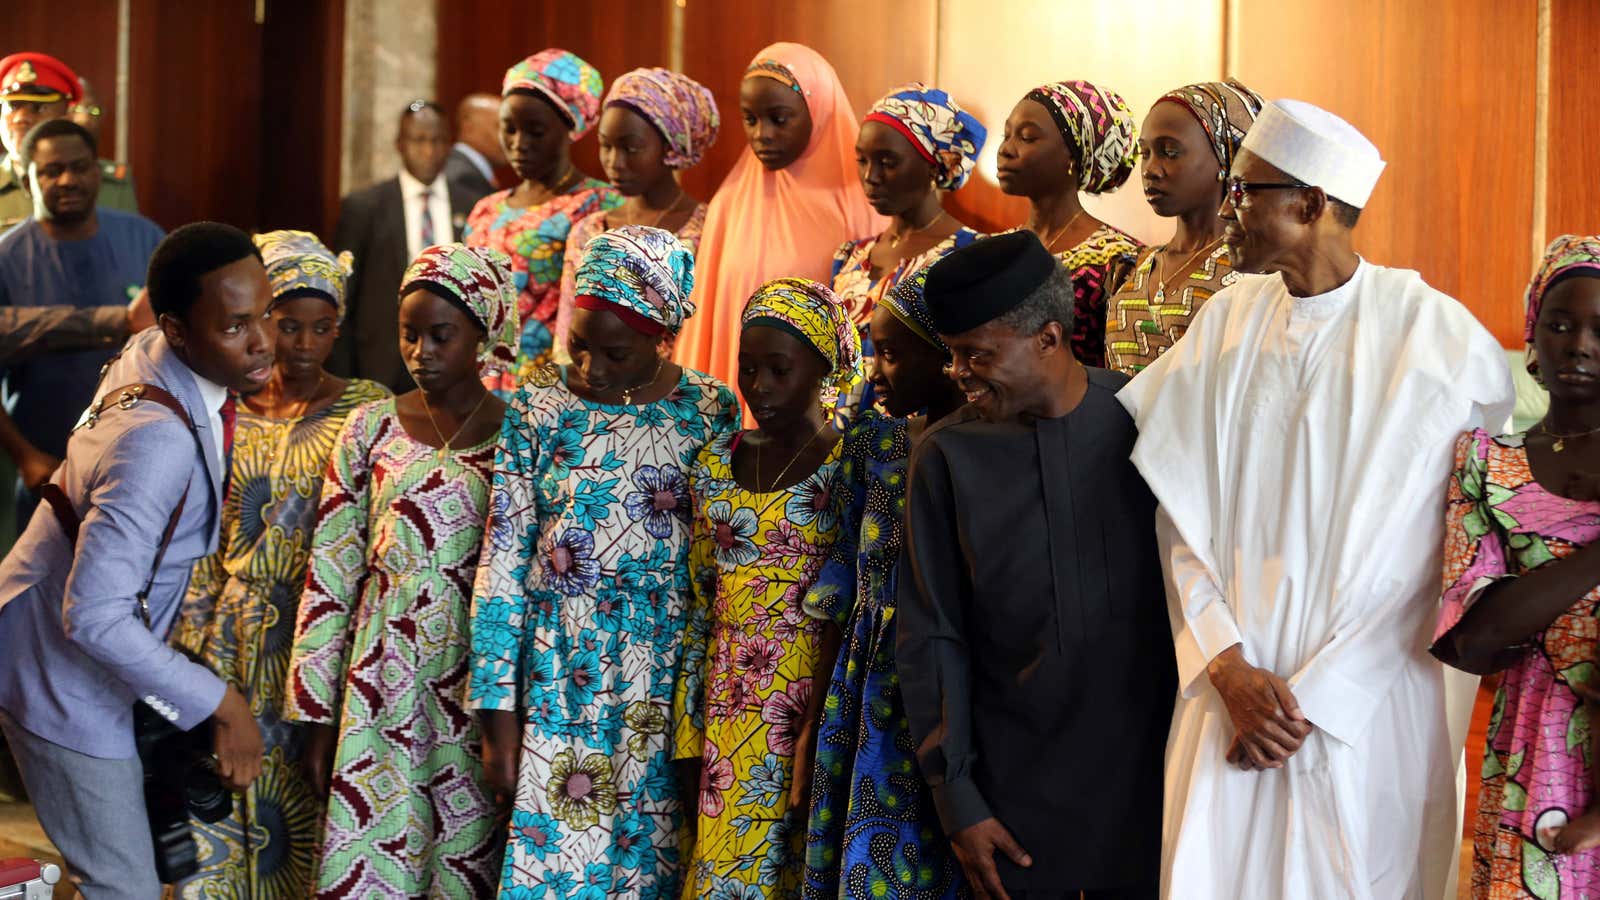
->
xmin=830 ymin=82 xmax=986 ymax=422
xmin=556 ymin=67 xmax=720 ymax=357
xmin=996 ymin=79 xmax=1143 ymax=367
xmin=285 ymin=242 xmax=519 ymax=899
xmin=170 ymin=230 xmax=390 ymax=900
xmin=468 ymin=225 xmax=738 ymax=897
xmin=675 ymin=277 xmax=861 ymax=897
xmin=1432 ymin=235 xmax=1600 ymax=897
xmin=671 ymin=42 xmax=885 ymax=391
xmin=801 ymin=263 xmax=969 ymax=900
xmin=1104 ymin=80 xmax=1266 ymax=375
xmin=466 ymin=48 xmax=622 ymax=386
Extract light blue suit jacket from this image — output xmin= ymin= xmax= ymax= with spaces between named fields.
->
xmin=0 ymin=327 xmax=228 ymax=758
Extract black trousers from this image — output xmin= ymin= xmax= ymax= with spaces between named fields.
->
xmin=1010 ymin=885 xmax=1159 ymax=900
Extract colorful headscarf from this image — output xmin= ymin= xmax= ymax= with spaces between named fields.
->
xmin=881 ymin=263 xmax=948 ymax=355
xmin=1524 ymin=234 xmax=1600 ymax=374
xmin=574 ymin=225 xmax=696 ymax=335
xmin=745 ymin=57 xmax=805 ymax=95
xmin=741 ymin=277 xmax=863 ymax=392
xmin=604 ymin=68 xmax=720 ymax=170
xmin=252 ymin=229 xmax=352 ymax=322
xmin=503 ymin=49 xmax=604 ymax=141
xmin=401 ymin=243 xmax=521 ymax=373
xmin=1156 ymin=79 xmax=1266 ymax=176
xmin=1023 ymin=80 xmax=1139 ymax=194
xmin=864 ymin=83 xmax=987 ymax=191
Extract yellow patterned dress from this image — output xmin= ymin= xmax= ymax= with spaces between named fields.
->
xmin=674 ymin=430 xmax=845 ymax=898
xmin=171 ymin=378 xmax=390 ymax=900
xmin=1103 ymin=243 xmax=1237 ymax=376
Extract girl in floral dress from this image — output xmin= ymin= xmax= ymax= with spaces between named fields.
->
xmin=469 ymin=225 xmax=738 ymax=899
xmin=1432 ymin=234 xmax=1600 ymax=898
xmin=285 ymin=243 xmax=520 ymax=898
xmin=675 ymin=277 xmax=862 ymax=898
xmin=172 ymin=231 xmax=389 ymax=900
xmin=801 ymin=267 xmax=969 ymax=900
xmin=466 ymin=49 xmax=622 ymax=387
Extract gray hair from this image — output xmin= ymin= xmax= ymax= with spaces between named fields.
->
xmin=996 ymin=263 xmax=1074 ymax=336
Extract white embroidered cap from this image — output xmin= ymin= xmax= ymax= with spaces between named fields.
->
xmin=1238 ymin=98 xmax=1386 ymax=209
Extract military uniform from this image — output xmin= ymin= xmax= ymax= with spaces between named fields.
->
xmin=0 ymin=52 xmax=136 ymax=230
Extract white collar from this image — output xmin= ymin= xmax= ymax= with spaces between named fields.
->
xmin=190 ymin=369 xmax=230 ymax=421
xmin=397 ymin=166 xmax=446 ymax=198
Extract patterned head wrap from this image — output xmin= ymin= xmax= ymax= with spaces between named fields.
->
xmin=401 ymin=243 xmax=521 ymax=373
xmin=574 ymin=225 xmax=697 ymax=336
xmin=252 ymin=229 xmax=352 ymax=322
xmin=1524 ymin=234 xmax=1600 ymax=375
xmin=744 ymin=58 xmax=804 ymax=95
xmin=881 ymin=263 xmax=948 ymax=355
xmin=1023 ymin=80 xmax=1138 ymax=194
xmin=741 ymin=277 xmax=863 ymax=393
xmin=864 ymin=83 xmax=987 ymax=191
xmin=605 ymin=68 xmax=720 ymax=170
xmin=1156 ymin=79 xmax=1266 ymax=176
xmin=503 ymin=49 xmax=604 ymax=141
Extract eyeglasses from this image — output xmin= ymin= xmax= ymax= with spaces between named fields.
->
xmin=1226 ymin=175 xmax=1310 ymax=209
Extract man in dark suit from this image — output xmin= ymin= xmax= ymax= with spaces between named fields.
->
xmin=330 ymin=100 xmax=481 ymax=392
xmin=446 ymin=92 xmax=503 ymax=202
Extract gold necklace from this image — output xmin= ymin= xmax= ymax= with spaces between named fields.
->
xmin=628 ymin=187 xmax=687 ymax=230
xmin=1538 ymin=420 xmax=1600 ymax=453
xmin=755 ymin=419 xmax=829 ymax=493
xmin=1151 ymin=238 xmax=1222 ymax=304
xmin=620 ymin=358 xmax=666 ymax=405
xmin=887 ymin=209 xmax=948 ymax=249
xmin=1033 ymin=209 xmax=1087 ymax=253
xmin=421 ymin=389 xmax=491 ymax=459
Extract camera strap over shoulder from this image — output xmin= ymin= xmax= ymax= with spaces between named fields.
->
xmin=39 ymin=381 xmax=201 ymax=628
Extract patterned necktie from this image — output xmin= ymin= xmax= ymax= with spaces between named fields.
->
xmin=220 ymin=394 xmax=237 ymax=499
xmin=419 ymin=188 xmax=435 ymax=247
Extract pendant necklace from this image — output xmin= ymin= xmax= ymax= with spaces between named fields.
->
xmin=755 ymin=419 xmax=829 ymax=493
xmin=619 ymin=358 xmax=666 ymax=406
xmin=1151 ymin=238 xmax=1222 ymax=304
xmin=421 ymin=390 xmax=491 ymax=459
xmin=1538 ymin=420 xmax=1600 ymax=453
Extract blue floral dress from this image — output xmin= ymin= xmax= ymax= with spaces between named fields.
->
xmin=801 ymin=411 xmax=966 ymax=899
xmin=470 ymin=363 xmax=739 ymax=899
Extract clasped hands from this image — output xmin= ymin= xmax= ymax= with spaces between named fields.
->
xmin=1207 ymin=644 xmax=1313 ymax=770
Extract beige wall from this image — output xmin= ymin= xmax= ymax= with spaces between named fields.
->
xmin=936 ymin=0 xmax=1225 ymax=246
xmin=341 ymin=0 xmax=438 ymax=194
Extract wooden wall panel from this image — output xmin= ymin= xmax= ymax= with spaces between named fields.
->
xmin=126 ymin=0 xmax=264 ymax=232
xmin=434 ymin=0 xmax=669 ymax=193
xmin=1545 ymin=0 xmax=1600 ymax=245
xmin=0 ymin=1 xmax=123 ymax=172
xmin=258 ymin=0 xmax=346 ymax=238
xmin=1231 ymin=0 xmax=1536 ymax=345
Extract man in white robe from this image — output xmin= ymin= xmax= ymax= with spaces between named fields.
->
xmin=1118 ymin=99 xmax=1515 ymax=900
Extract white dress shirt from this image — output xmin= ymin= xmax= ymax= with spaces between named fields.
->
xmin=190 ymin=369 xmax=229 ymax=476
xmin=397 ymin=167 xmax=452 ymax=261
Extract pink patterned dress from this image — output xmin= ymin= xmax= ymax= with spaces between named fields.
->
xmin=1435 ymin=428 xmax=1600 ymax=899
xmin=464 ymin=179 xmax=621 ymax=387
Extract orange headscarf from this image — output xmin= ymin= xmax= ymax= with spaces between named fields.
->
xmin=673 ymin=42 xmax=885 ymax=386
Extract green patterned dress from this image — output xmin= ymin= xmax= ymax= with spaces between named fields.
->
xmin=284 ymin=398 xmax=505 ymax=898
xmin=172 ymin=377 xmax=389 ymax=900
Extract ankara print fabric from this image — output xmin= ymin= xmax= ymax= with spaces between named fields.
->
xmin=1103 ymin=243 xmax=1237 ymax=376
xmin=284 ymin=398 xmax=503 ymax=899
xmin=673 ymin=430 xmax=845 ymax=898
xmin=1055 ymin=224 xmax=1143 ymax=369
xmin=171 ymin=378 xmax=390 ymax=900
xmin=800 ymin=411 xmax=966 ymax=900
xmin=465 ymin=182 xmax=622 ymax=388
xmin=468 ymin=364 xmax=738 ymax=898
xmin=1435 ymin=429 xmax=1600 ymax=899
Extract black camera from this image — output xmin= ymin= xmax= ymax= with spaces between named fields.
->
xmin=133 ymin=677 xmax=234 ymax=884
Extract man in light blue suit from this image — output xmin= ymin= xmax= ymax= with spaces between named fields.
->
xmin=0 ymin=222 xmax=274 ymax=898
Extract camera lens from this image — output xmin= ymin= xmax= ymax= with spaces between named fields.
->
xmin=186 ymin=761 xmax=233 ymax=824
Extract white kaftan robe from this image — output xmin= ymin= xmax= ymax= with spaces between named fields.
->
xmin=1117 ymin=260 xmax=1514 ymax=900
